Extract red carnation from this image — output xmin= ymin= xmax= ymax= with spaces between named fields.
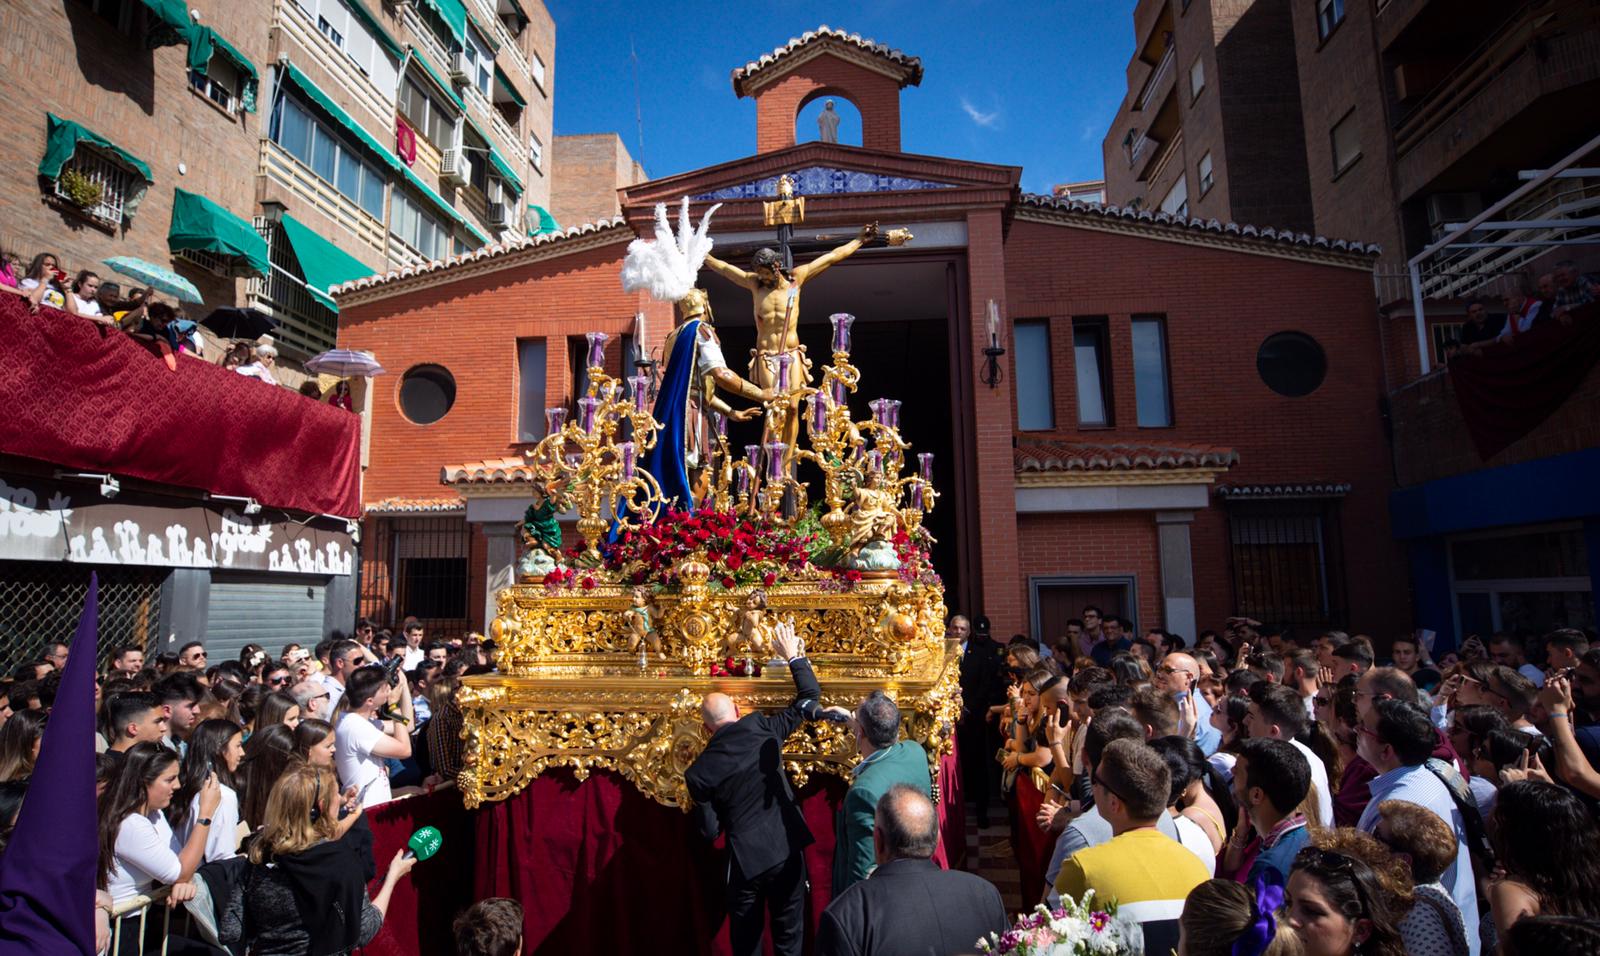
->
xmin=580 ymin=576 xmax=597 ymax=590
xmin=720 ymin=575 xmax=736 ymax=589
xmin=725 ymin=553 xmax=744 ymax=570
xmin=762 ymin=571 xmax=776 ymax=587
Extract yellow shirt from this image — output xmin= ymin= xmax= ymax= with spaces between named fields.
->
xmin=1054 ymin=826 xmax=1210 ymax=914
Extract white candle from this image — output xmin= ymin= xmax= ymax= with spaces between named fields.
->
xmin=986 ymin=300 xmax=999 ymax=348
xmin=634 ymin=312 xmax=646 ymax=353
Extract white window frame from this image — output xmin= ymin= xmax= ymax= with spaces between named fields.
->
xmin=391 ymin=189 xmax=450 ymax=261
xmin=271 ymin=95 xmax=387 ymax=219
xmin=1189 ymin=58 xmax=1204 ymax=101
xmin=529 ymin=131 xmax=543 ymax=173
xmin=189 ymin=51 xmax=243 ymax=115
xmin=1159 ymin=174 xmax=1189 ymax=218
xmin=530 ymin=50 xmax=547 ymax=93
xmin=1198 ymin=152 xmax=1214 ymax=195
xmin=1446 ymin=522 xmax=1593 ymax=636
xmin=464 ymin=25 xmax=494 ymax=98
xmin=1316 ymin=0 xmax=1346 ymax=40
xmin=401 ymin=76 xmax=455 ymax=148
xmin=54 ymin=145 xmax=134 ymax=224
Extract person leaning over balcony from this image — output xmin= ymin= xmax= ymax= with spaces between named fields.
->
xmin=19 ymin=252 xmax=66 ymax=309
xmin=1551 ymin=260 xmax=1597 ymax=319
xmin=236 ymin=340 xmax=281 ymax=384
xmin=0 ymin=250 xmax=38 ymax=312
xmin=64 ymin=270 xmax=108 ymax=321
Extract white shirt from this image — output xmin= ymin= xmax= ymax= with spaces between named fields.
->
xmin=72 ymin=293 xmax=103 ymax=315
xmin=400 ymin=646 xmax=424 ymax=670
xmin=1171 ymin=812 xmax=1217 ymax=876
xmin=1289 ymin=737 xmax=1334 ymax=828
xmin=1208 ymin=750 xmax=1237 ymax=784
xmin=20 ymin=278 xmax=65 ymax=308
xmin=335 ymin=712 xmax=391 ymax=807
xmin=171 ymin=785 xmax=240 ymax=862
xmin=108 ymin=810 xmax=182 ymax=904
xmin=235 ymin=362 xmax=275 ymax=382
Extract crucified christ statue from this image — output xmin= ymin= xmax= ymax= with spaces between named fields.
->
xmin=701 ymin=222 xmax=878 ymax=454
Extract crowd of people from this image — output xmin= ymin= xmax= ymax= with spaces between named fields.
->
xmin=0 ymin=247 xmax=354 ymax=407
xmin=1446 ymin=261 xmax=1597 ymax=359
xmin=0 ymin=620 xmax=524 ymax=955
xmin=955 ymin=612 xmax=1600 ymax=955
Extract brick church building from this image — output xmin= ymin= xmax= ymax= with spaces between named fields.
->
xmin=335 ymin=27 xmax=1408 ymax=643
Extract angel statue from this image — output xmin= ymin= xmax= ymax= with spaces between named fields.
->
xmin=620 ymin=198 xmax=774 ymax=512
xmin=517 ymin=475 xmax=567 ymax=580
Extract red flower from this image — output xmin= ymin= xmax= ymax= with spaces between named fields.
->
xmin=720 ymin=575 xmax=736 ymax=589
xmin=725 ymin=553 xmax=744 ymax=570
xmin=762 ymin=572 xmax=776 ymax=587
xmin=580 ymin=576 xmax=596 ymax=590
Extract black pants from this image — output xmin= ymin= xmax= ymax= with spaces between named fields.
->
xmin=958 ymin=714 xmax=1002 ymax=821
xmin=728 ymin=852 xmax=807 ymax=956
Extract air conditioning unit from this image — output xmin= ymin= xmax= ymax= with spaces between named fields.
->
xmin=1426 ymin=191 xmax=1484 ymax=237
xmin=440 ymin=147 xmax=469 ymax=186
xmin=487 ymin=202 xmax=509 ymax=227
xmin=448 ymin=51 xmax=470 ymax=83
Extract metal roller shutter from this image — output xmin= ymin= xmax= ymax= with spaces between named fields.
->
xmin=206 ymin=574 xmax=327 ymax=661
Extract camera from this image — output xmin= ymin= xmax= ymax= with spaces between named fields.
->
xmin=380 ymin=653 xmax=405 ymax=688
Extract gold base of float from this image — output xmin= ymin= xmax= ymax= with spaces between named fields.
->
xmin=457 ymin=577 xmax=957 ymax=809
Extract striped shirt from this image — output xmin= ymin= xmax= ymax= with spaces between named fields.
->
xmin=1055 ymin=827 xmax=1210 ymax=950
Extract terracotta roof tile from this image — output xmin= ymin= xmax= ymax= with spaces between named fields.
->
xmin=1017 ymin=192 xmax=1383 ymax=257
xmin=1014 ymin=440 xmax=1239 ymax=474
xmin=1215 ymin=482 xmax=1351 ymax=499
xmin=732 ymin=25 xmax=923 ymax=96
xmin=440 ymin=458 xmax=538 ymax=485
xmin=364 ymin=496 xmax=465 ymax=514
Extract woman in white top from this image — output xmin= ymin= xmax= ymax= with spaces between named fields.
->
xmin=98 ymin=742 xmax=219 ymax=905
xmin=65 ymin=269 xmax=108 ymax=321
xmin=19 ymin=252 xmax=66 ymax=309
xmin=168 ymin=719 xmax=245 ymax=862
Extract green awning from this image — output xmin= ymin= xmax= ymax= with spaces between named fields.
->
xmin=38 ymin=113 xmax=153 ymax=219
xmin=409 ymin=49 xmax=464 ymax=111
xmin=168 ymin=188 xmax=270 ymax=277
xmin=138 ymin=0 xmax=190 ymax=48
xmin=186 ymin=27 xmax=260 ymax=112
xmin=493 ymin=65 xmax=526 ymax=108
xmin=463 ymin=117 xmax=524 ymax=195
xmin=342 ymin=0 xmax=404 ymax=60
xmin=527 ymin=205 xmax=560 ymax=236
xmin=277 ymin=61 xmax=402 ymax=173
xmin=278 ymin=214 xmax=377 ymax=312
xmin=415 ymin=0 xmax=466 ymax=46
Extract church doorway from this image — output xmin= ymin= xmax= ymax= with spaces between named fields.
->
xmin=702 ymin=251 xmax=970 ymax=613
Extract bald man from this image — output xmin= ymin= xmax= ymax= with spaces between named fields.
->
xmin=685 ymin=620 xmax=821 ymax=956
xmin=1156 ymin=652 xmax=1220 ymax=755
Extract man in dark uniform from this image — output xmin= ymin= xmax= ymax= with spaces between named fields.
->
xmin=686 ymin=620 xmax=820 ymax=956
xmin=958 ymin=614 xmax=1008 ymax=827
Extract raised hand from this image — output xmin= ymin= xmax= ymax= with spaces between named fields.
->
xmin=771 ymin=618 xmax=801 ymax=660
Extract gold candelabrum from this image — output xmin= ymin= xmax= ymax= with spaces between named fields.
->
xmin=522 ymin=332 xmax=667 ymax=565
xmin=465 ymin=319 xmax=955 ymax=811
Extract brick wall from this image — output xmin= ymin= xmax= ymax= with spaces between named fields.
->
xmin=1005 ymin=218 xmax=1410 ymax=634
xmin=550 ymin=133 xmax=643 ymax=228
xmin=520 ymin=1 xmax=556 ymax=210
xmin=0 ymin=1 xmax=271 ymax=310
xmin=1018 ymin=512 xmax=1164 ymax=632
xmin=749 ymin=56 xmax=903 ymax=153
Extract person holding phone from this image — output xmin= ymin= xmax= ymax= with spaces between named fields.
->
xmin=334 ymin=665 xmax=414 ymax=809
xmin=168 ymin=719 xmax=246 ymax=861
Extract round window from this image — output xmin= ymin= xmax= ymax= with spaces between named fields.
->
xmin=1256 ymin=332 xmax=1327 ymax=398
xmin=398 ymin=364 xmax=456 ymax=424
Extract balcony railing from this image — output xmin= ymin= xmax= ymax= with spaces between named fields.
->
xmin=259 ymin=140 xmax=389 ymax=258
xmin=54 ymin=147 xmax=133 ymax=225
xmin=274 ymin=0 xmax=395 ymax=133
xmin=246 ymin=216 xmax=340 ymax=356
xmin=404 ymin=6 xmax=454 ymax=81
xmin=1134 ymin=44 xmax=1176 ymax=112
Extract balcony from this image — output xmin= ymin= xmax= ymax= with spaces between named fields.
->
xmin=1134 ymin=43 xmax=1176 ymax=113
xmin=1393 ymin=3 xmax=1600 ymax=199
xmin=258 ymin=140 xmax=389 ymax=258
xmin=273 ymin=0 xmax=394 ymax=134
xmin=403 ymin=6 xmax=454 ymax=81
xmin=0 ymin=294 xmax=361 ymax=517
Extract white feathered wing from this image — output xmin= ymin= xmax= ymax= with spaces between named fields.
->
xmin=619 ymin=197 xmax=722 ymax=301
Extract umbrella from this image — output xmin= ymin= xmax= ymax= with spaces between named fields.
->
xmin=103 ymin=255 xmax=205 ymax=304
xmin=304 ymin=348 xmax=386 ymax=377
xmin=201 ymin=306 xmax=278 ymax=340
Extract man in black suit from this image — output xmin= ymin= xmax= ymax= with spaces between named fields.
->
xmin=686 ymin=619 xmax=819 ymax=956
xmin=817 ymin=784 xmax=1010 ymax=956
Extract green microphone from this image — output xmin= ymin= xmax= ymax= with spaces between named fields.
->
xmin=404 ymin=826 xmax=443 ymax=861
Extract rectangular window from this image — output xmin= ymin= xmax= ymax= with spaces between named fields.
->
xmin=310 ymin=123 xmax=337 ymax=182
xmin=84 ymin=0 xmax=132 ymax=30
xmin=1071 ymin=318 xmax=1112 ymax=427
xmin=568 ymin=334 xmax=591 ymax=410
xmin=517 ymin=338 xmax=548 ymax=442
xmin=1189 ymin=58 xmax=1205 ymax=100
xmin=529 ymin=131 xmax=543 ymax=173
xmin=391 ymin=190 xmax=448 ymax=260
xmin=1198 ymin=152 xmax=1214 ymax=194
xmin=317 ymin=14 xmax=345 ymax=49
xmin=531 ymin=51 xmax=547 ymax=92
xmin=1316 ymin=0 xmax=1346 ymax=40
xmin=1227 ymin=498 xmax=1347 ymax=628
xmin=401 ymin=77 xmax=454 ymax=148
xmin=464 ymin=27 xmax=493 ymax=98
xmin=1013 ymin=320 xmax=1054 ymax=431
xmin=465 ymin=132 xmax=489 ymax=194
xmin=1330 ymin=108 xmax=1360 ymax=174
xmin=1130 ymin=316 xmax=1172 ymax=427
xmin=1159 ymin=175 xmax=1189 ymax=218
xmin=53 ymin=145 xmax=134 ymax=224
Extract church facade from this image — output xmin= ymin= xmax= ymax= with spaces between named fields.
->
xmin=335 ymin=27 xmax=1407 ymax=644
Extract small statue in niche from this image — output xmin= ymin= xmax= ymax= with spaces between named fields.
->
xmin=517 ymin=476 xmax=567 ymax=580
xmin=727 ymin=588 xmax=774 ymax=659
xmin=623 ymin=586 xmax=661 ymax=658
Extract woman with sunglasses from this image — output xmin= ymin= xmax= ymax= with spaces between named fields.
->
xmin=1285 ymin=845 xmax=1405 ymax=956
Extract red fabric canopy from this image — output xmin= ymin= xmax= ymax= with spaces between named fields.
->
xmin=0 ymin=295 xmax=361 ymax=516
xmin=1447 ymin=302 xmax=1600 ymax=460
xmin=359 ymin=752 xmax=962 ymax=956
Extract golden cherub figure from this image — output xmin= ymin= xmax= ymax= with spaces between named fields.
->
xmin=727 ymin=588 xmax=774 ymax=658
xmin=623 ymin=586 xmax=661 ymax=657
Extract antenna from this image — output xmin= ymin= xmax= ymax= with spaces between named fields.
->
xmin=630 ymin=35 xmax=645 ymax=168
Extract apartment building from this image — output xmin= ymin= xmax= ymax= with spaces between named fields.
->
xmin=1100 ymin=0 xmax=1315 ymax=232
xmin=2 ymin=0 xmax=557 ymax=359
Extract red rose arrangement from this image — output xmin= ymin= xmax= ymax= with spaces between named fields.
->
xmin=600 ymin=509 xmax=817 ymax=590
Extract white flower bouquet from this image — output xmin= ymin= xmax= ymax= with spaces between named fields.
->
xmin=977 ymin=891 xmax=1144 ymax=955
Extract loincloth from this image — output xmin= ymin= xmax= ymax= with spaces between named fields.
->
xmin=748 ymin=345 xmax=812 ymax=387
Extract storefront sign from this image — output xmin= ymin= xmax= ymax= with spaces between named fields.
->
xmin=0 ymin=477 xmax=353 ymax=576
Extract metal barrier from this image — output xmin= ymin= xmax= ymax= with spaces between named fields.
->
xmin=108 ymin=886 xmax=172 ymax=956
xmin=0 ymin=562 xmax=162 ymax=670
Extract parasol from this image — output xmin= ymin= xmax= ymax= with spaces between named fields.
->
xmin=200 ymin=306 xmax=278 ymax=341
xmin=102 ymin=256 xmax=205 ymax=303
xmin=304 ymin=348 xmax=386 ymax=377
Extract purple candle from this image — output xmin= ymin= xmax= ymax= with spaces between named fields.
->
xmin=887 ymin=400 xmax=902 ymax=429
xmin=764 ymin=442 xmax=787 ymax=481
xmin=910 ymin=483 xmax=924 ymax=510
xmin=830 ymin=313 xmax=855 ymax=353
xmin=776 ymin=353 xmax=791 ymax=391
xmin=869 ymin=398 xmax=888 ymax=425
xmin=578 ymin=397 xmax=599 ymax=434
xmin=585 ymin=331 xmax=609 ymax=369
xmin=918 ymin=452 xmax=934 ymax=481
xmin=619 ymin=441 xmax=636 ymax=480
xmin=736 ymin=467 xmax=750 ymax=496
xmin=830 ymin=378 xmax=847 ymax=406
xmin=715 ymin=412 xmax=728 ymax=438
xmin=810 ymin=392 xmax=829 ymax=432
xmin=868 ymin=449 xmax=883 ymax=473
xmin=745 ymin=444 xmax=763 ymax=474
xmin=545 ymin=407 xmax=567 ymax=435
xmin=630 ymin=374 xmax=649 ymax=412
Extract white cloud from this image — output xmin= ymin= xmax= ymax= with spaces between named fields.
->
xmin=960 ymin=96 xmax=1000 ymax=129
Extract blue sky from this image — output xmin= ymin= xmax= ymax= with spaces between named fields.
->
xmin=545 ymin=0 xmax=1139 ymax=195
